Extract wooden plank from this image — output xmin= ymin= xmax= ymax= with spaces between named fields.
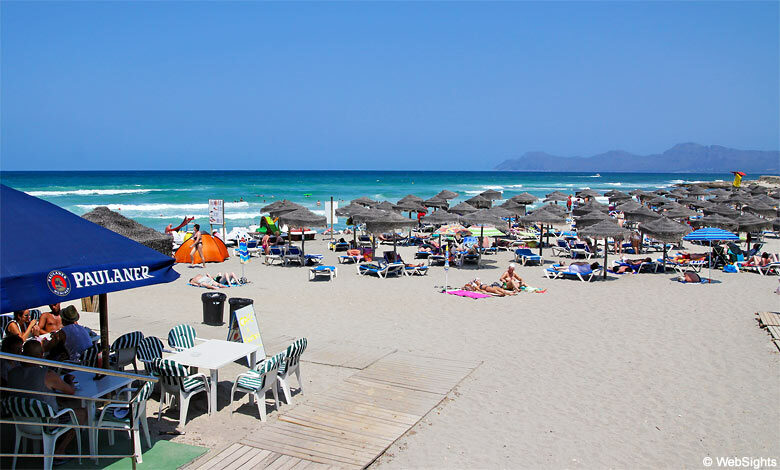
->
xmin=240 ymin=449 xmax=274 ymax=469
xmin=304 ymin=397 xmax=422 ymax=426
xmin=265 ymin=455 xmax=299 ymax=470
xmin=244 ymin=426 xmax=384 ymax=457
xmin=767 ymin=325 xmax=780 ymax=341
xmin=251 ymin=421 xmax=388 ymax=451
xmin=242 ymin=438 xmax=365 ymax=468
xmin=758 ymin=311 xmax=780 ymax=327
xmin=281 ymin=407 xmax=408 ymax=440
xmin=196 ymin=442 xmax=243 ymax=470
xmin=244 ymin=427 xmax=378 ymax=463
xmin=224 ymin=446 xmax=265 ymax=470
xmin=251 ymin=451 xmax=285 ymax=469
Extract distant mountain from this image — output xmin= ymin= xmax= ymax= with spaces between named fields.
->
xmin=494 ymin=143 xmax=780 ymax=173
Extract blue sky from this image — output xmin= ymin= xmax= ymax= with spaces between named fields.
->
xmin=1 ymin=1 xmax=778 ymax=170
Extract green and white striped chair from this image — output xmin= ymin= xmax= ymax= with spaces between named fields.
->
xmin=230 ymin=351 xmax=284 ymax=421
xmin=80 ymin=343 xmax=101 ymax=368
xmin=110 ymin=331 xmax=144 ymax=373
xmin=167 ymin=324 xmax=199 ymax=352
xmin=95 ymin=381 xmax=154 ymax=463
xmin=136 ymin=336 xmax=164 ymax=375
xmin=150 ymin=357 xmax=210 ymax=427
xmin=2 ymin=396 xmax=82 ymax=470
xmin=277 ymin=338 xmax=307 ymax=405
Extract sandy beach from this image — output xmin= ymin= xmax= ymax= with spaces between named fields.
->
xmin=52 ymin=233 xmax=780 ymax=469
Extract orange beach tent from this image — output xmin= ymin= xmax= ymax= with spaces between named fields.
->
xmin=174 ymin=234 xmax=229 ymax=264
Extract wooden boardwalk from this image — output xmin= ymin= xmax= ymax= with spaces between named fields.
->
xmin=192 ymin=351 xmax=480 ymax=469
xmin=756 ymin=311 xmax=780 ymax=351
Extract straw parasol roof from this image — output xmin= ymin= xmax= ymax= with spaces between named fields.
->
xmin=397 ymin=194 xmax=424 ymax=204
xmin=744 ymin=201 xmax=776 ymax=217
xmin=375 ymin=201 xmax=400 ymax=212
xmin=646 ymin=196 xmax=671 ymax=206
xmin=534 ymin=203 xmax=568 ymax=214
xmin=465 ymin=194 xmax=493 ymax=209
xmin=653 ymin=189 xmax=671 ymax=196
xmin=435 ymin=190 xmax=459 ymax=200
xmin=335 ymin=203 xmax=370 ymax=217
xmin=733 ymin=213 xmax=772 ymax=233
xmin=772 ymin=218 xmax=780 ymax=231
xmin=424 ymin=197 xmax=449 ymax=209
xmin=624 ymin=206 xmax=662 ymax=223
xmin=351 ymin=196 xmax=378 ymax=208
xmin=572 ymin=200 xmax=608 ymax=216
xmin=82 ymin=206 xmax=174 ymax=257
xmin=576 ymin=189 xmax=601 ymax=199
xmin=704 ymin=205 xmax=740 ymax=218
xmin=578 ymin=219 xmax=631 ymax=240
xmin=449 ymin=202 xmax=479 ymax=215
xmin=686 ymin=186 xmax=709 ymax=197
xmin=640 ymin=216 xmax=692 ymax=243
xmin=278 ymin=208 xmax=327 ymax=228
xmin=460 ymin=209 xmax=506 ymax=227
xmin=544 ymin=191 xmax=569 ymax=202
xmin=511 ymin=193 xmax=538 ymax=205
xmin=480 ymin=189 xmax=503 ymax=200
xmin=606 ymin=190 xmax=631 ymax=201
xmin=662 ymin=206 xmax=697 ymax=219
xmin=394 ymin=200 xmax=426 ymax=212
xmin=629 ymin=189 xmax=651 ymax=197
xmin=521 ymin=208 xmax=567 ymax=224
xmin=499 ymin=199 xmax=526 ymax=212
xmin=362 ymin=210 xmax=418 ymax=234
xmin=574 ymin=211 xmax=609 ymax=227
xmin=485 ymin=207 xmax=514 ymax=219
xmin=261 ymin=199 xmax=303 ymax=214
xmin=421 ymin=210 xmax=461 ymax=225
xmin=694 ymin=214 xmax=738 ymax=230
xmin=615 ymin=200 xmax=641 ymax=212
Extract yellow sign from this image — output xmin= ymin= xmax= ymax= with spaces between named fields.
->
xmin=227 ymin=304 xmax=266 ymax=356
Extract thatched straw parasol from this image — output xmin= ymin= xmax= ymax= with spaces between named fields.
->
xmin=465 ymin=194 xmax=493 ymax=209
xmin=335 ymin=203 xmax=372 ymax=246
xmin=351 ymin=196 xmax=378 ymax=208
xmin=606 ymin=191 xmax=632 ymax=202
xmin=615 ymin=200 xmax=641 ymax=213
xmin=572 ymin=200 xmax=608 ymax=216
xmin=693 ymin=214 xmax=738 ymax=230
xmin=575 ymin=211 xmax=609 ymax=228
xmin=364 ymin=210 xmax=421 ymax=257
xmin=544 ymin=191 xmax=569 ymax=202
xmin=278 ymin=208 xmax=327 ymax=257
xmin=397 ymin=194 xmax=424 ymax=204
xmin=424 ymin=196 xmax=449 ymax=210
xmin=733 ymin=213 xmax=771 ymax=233
xmin=744 ymin=201 xmax=776 ymax=217
xmin=421 ymin=210 xmax=461 ymax=225
xmin=521 ymin=208 xmax=567 ymax=255
xmin=576 ymin=189 xmax=601 ymax=199
xmin=624 ymin=205 xmax=662 ymax=223
xmin=449 ymin=202 xmax=478 ymax=215
xmin=435 ymin=190 xmax=459 ymax=200
xmin=662 ymin=206 xmax=697 ymax=220
xmin=82 ymin=207 xmax=174 ymax=257
xmin=703 ymin=205 xmax=740 ymax=218
xmin=375 ymin=201 xmax=400 ymax=212
xmin=772 ymin=218 xmax=780 ymax=231
xmin=262 ymin=199 xmax=304 ymax=214
xmin=686 ymin=186 xmax=709 ymax=197
xmin=511 ymin=193 xmax=538 ymax=205
xmin=480 ymin=189 xmax=503 ymax=200
xmin=640 ymin=216 xmax=692 ymax=270
xmin=578 ymin=219 xmax=631 ymax=279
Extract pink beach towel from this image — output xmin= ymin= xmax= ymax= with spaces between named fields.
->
xmin=446 ymin=289 xmax=492 ymax=299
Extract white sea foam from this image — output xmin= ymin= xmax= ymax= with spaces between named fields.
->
xmin=75 ymin=201 xmax=251 ymax=212
xmin=28 ymin=188 xmax=165 ymax=197
xmin=464 ymin=190 xmax=483 ymax=194
xmin=482 ymin=185 xmax=504 ymax=190
xmin=604 ymin=183 xmax=623 ymax=187
xmin=506 ymin=184 xmax=524 ymax=188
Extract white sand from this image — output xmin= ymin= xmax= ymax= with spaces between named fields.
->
xmin=67 ymin=235 xmax=780 ymax=468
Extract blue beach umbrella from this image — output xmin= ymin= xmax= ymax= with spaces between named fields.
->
xmin=683 ymin=227 xmax=739 ymax=281
xmin=0 ymin=185 xmax=180 ymax=366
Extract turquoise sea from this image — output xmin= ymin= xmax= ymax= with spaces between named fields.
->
xmin=0 ymin=171 xmax=733 ymax=231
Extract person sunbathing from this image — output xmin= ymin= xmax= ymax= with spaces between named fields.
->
xmin=552 ymin=261 xmax=600 ymax=272
xmin=213 ymin=272 xmax=241 ymax=286
xmin=189 ymin=274 xmax=227 ymax=289
xmin=742 ymin=253 xmax=772 ymax=267
xmin=612 ymin=257 xmax=652 ymax=274
xmin=499 ymin=263 xmax=527 ymax=291
xmin=463 ymin=278 xmax=515 ymax=296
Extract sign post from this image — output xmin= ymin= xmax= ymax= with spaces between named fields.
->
xmin=208 ymin=199 xmax=225 ymax=240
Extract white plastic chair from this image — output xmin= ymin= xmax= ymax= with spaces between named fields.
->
xmin=151 ymin=358 xmax=210 ymax=427
xmin=277 ymin=338 xmax=307 ymax=405
xmin=230 ymin=351 xmax=284 ymax=421
xmin=95 ymin=381 xmax=154 ymax=463
xmin=2 ymin=396 xmax=82 ymax=470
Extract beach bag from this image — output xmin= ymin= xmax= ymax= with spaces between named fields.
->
xmin=723 ymin=264 xmax=737 ymax=273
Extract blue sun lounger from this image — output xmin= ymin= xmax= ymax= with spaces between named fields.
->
xmin=544 ymin=264 xmax=601 ymax=282
xmin=514 ymin=248 xmax=543 ymax=266
xmin=357 ymin=262 xmax=405 ymax=278
xmin=309 ymin=265 xmax=337 ymax=281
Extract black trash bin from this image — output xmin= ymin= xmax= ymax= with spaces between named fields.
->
xmin=201 ymin=292 xmax=227 ymax=325
xmin=228 ymin=297 xmax=254 ymax=319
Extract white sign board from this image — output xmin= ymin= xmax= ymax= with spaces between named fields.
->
xmin=227 ymin=304 xmax=266 ymax=357
xmin=209 ymin=199 xmax=224 ymax=225
xmin=325 ymin=200 xmax=338 ymax=225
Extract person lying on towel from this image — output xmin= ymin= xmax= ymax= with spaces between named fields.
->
xmin=611 ymin=257 xmax=652 ymax=274
xmin=463 ymin=278 xmax=516 ymax=297
xmin=189 ymin=274 xmax=228 ymax=289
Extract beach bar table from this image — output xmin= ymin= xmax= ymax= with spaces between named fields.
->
xmin=167 ymin=339 xmax=261 ymax=415
xmin=70 ymin=370 xmax=134 ymax=459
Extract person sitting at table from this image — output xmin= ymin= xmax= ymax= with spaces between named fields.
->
xmin=7 ymin=340 xmax=87 ymax=465
xmin=38 ymin=303 xmax=63 ymax=334
xmin=47 ymin=306 xmax=94 ymax=361
xmin=1 ymin=335 xmax=24 ymax=388
xmin=4 ymin=309 xmax=39 ymax=341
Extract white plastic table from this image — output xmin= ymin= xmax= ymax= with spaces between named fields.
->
xmin=70 ymin=371 xmax=133 ymax=459
xmin=167 ymin=339 xmax=260 ymax=414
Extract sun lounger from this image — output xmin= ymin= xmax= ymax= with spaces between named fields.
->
xmin=309 ymin=265 xmax=337 ymax=281
xmin=357 ymin=262 xmax=405 ymax=278
xmin=338 ymin=254 xmax=364 ymax=264
xmin=264 ymin=246 xmax=284 ymax=265
xmin=551 ymin=239 xmax=573 ymax=257
xmin=571 ymin=243 xmax=601 ymax=259
xmin=283 ymin=246 xmax=304 ymax=266
xmin=611 ymin=260 xmax=652 ymax=274
xmin=515 ymin=248 xmax=543 ymax=266
xmin=544 ymin=264 xmax=602 ymax=282
xmin=304 ymin=254 xmax=323 ymax=265
xmin=656 ymin=258 xmax=708 ymax=274
xmin=735 ymin=260 xmax=780 ymax=276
